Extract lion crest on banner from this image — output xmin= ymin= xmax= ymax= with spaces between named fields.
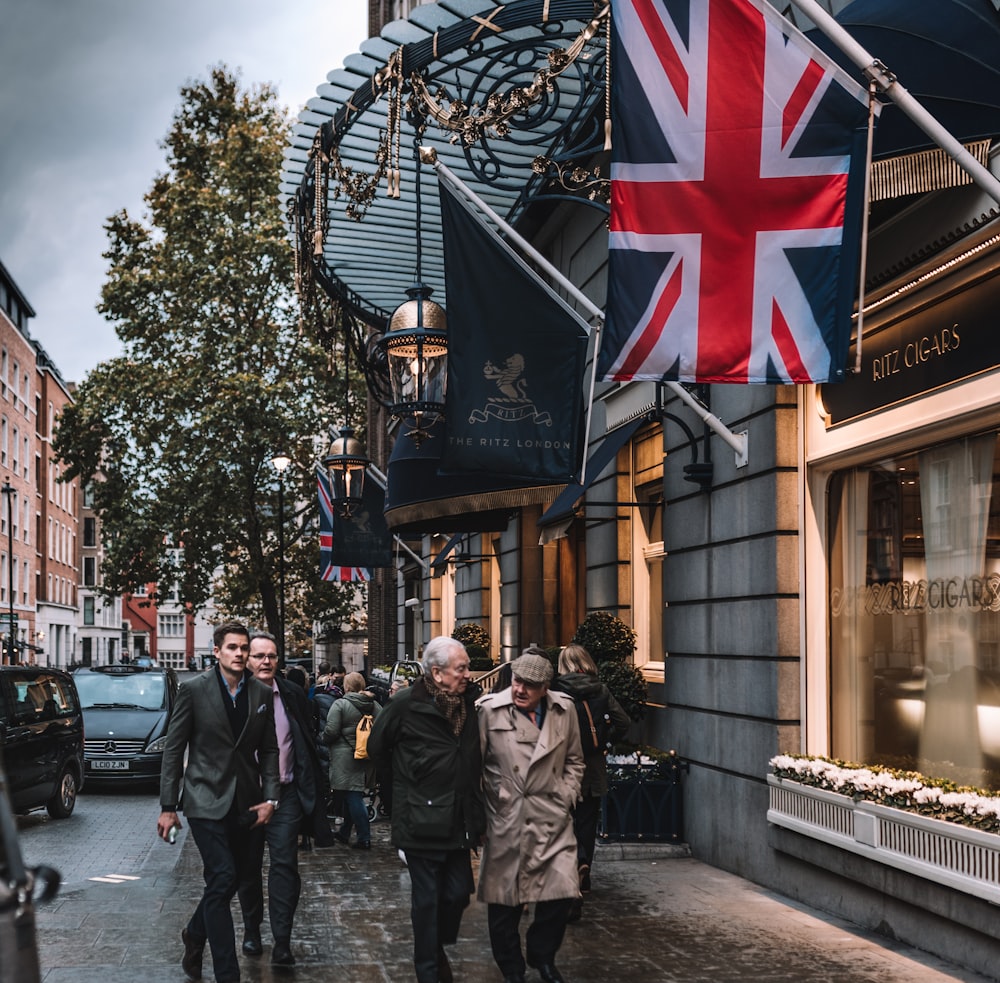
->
xmin=470 ymin=354 xmax=552 ymax=425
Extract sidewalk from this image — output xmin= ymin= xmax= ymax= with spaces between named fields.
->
xmin=34 ymin=818 xmax=992 ymax=983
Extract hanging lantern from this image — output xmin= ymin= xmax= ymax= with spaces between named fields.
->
xmin=379 ymin=282 xmax=448 ymax=445
xmin=323 ymin=426 xmax=369 ymax=517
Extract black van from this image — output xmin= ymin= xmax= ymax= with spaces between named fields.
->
xmin=72 ymin=664 xmax=178 ymax=782
xmin=0 ymin=666 xmax=85 ymax=818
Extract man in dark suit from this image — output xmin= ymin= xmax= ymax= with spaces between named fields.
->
xmin=157 ymin=621 xmax=280 ymax=983
xmin=237 ymin=631 xmax=333 ymax=967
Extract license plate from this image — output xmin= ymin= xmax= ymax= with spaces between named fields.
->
xmin=92 ymin=759 xmax=130 ymax=771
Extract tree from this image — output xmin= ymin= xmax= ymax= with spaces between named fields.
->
xmin=54 ymin=67 xmax=360 ymax=639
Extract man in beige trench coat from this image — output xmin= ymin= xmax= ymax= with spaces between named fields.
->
xmin=477 ymin=651 xmax=585 ymax=983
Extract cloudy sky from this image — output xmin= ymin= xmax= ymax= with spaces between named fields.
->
xmin=0 ymin=0 xmax=368 ymax=384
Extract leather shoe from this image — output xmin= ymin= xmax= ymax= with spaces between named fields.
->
xmin=272 ymin=941 xmax=296 ymax=966
xmin=438 ymin=945 xmax=454 ymax=983
xmin=352 ymin=839 xmax=371 ymax=850
xmin=528 ymin=960 xmax=565 ymax=983
xmin=241 ymin=931 xmax=262 ymax=956
xmin=502 ymin=976 xmax=526 ymax=983
xmin=181 ymin=928 xmax=204 ymax=981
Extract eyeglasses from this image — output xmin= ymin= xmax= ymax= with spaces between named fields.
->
xmin=249 ymin=653 xmax=278 ymax=662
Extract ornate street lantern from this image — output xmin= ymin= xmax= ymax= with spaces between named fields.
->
xmin=323 ymin=425 xmax=369 ymax=517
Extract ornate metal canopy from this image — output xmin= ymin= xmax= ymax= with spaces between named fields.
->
xmin=281 ymin=0 xmax=610 ymax=391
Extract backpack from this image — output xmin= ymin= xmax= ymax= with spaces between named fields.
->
xmin=575 ymin=695 xmax=613 ymax=756
xmin=353 ymin=713 xmax=374 ymax=760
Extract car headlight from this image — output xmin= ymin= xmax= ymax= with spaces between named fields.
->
xmin=145 ymin=736 xmax=168 ymax=754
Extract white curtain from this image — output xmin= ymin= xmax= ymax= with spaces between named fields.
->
xmin=918 ymin=435 xmax=995 ymax=770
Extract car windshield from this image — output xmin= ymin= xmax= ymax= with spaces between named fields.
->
xmin=74 ymin=673 xmax=166 ymax=711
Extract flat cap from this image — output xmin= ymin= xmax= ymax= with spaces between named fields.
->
xmin=510 ymin=652 xmax=553 ymax=685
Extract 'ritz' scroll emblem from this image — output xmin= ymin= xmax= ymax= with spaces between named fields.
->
xmin=470 ymin=354 xmax=552 ymax=426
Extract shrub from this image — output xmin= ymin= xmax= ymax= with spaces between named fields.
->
xmin=571 ymin=612 xmax=636 ymax=664
xmin=465 ymin=643 xmax=495 ymax=672
xmin=598 ymin=660 xmax=648 ymax=722
xmin=451 ymin=623 xmax=490 ymax=653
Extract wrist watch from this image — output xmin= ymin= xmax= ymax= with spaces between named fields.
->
xmin=266 ymin=799 xmax=279 ymax=810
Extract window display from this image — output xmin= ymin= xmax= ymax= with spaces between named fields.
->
xmin=829 ymin=432 xmax=1000 ymax=789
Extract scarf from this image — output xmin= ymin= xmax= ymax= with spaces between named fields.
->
xmin=423 ymin=674 xmax=467 ymax=737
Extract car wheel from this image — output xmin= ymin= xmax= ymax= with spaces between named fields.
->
xmin=47 ymin=766 xmax=79 ymax=819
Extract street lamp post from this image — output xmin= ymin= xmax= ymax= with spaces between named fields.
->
xmin=271 ymin=455 xmax=291 ymax=666
xmin=1 ymin=482 xmax=14 ymax=666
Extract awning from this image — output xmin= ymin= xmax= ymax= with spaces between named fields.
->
xmin=281 ymin=0 xmax=609 ymax=328
xmin=807 ymin=0 xmax=1000 ymax=159
xmin=430 ymin=532 xmax=464 ymax=578
xmin=536 ymin=416 xmax=644 ymax=541
xmin=384 ymin=419 xmax=561 ymax=534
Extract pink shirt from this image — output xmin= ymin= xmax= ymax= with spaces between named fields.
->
xmin=272 ymin=682 xmax=294 ymax=785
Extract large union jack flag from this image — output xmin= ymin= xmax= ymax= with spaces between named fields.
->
xmin=599 ymin=0 xmax=876 ymax=384
xmin=318 ymin=468 xmax=370 ymax=583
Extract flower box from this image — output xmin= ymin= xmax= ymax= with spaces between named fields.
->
xmin=767 ymin=774 xmax=1000 ymax=904
xmin=600 ymin=755 xmax=686 ymax=843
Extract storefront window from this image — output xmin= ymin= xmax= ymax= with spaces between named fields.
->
xmin=829 ymin=432 xmax=1000 ymax=789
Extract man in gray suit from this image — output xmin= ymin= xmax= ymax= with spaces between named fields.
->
xmin=157 ymin=621 xmax=280 ymax=983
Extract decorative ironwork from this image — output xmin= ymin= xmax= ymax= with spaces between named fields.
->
xmin=288 ymin=0 xmax=614 ymax=392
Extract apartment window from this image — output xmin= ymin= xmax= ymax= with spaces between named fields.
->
xmin=83 ymin=483 xmax=94 ymax=508
xmin=83 ymin=517 xmax=96 ymax=547
xmin=22 ymin=501 xmax=29 ymax=544
xmin=83 ymin=557 xmax=96 ymax=586
xmin=83 ymin=596 xmax=95 ymax=626
xmin=159 ymin=613 xmax=186 ymax=637
xmin=1 ymin=349 xmax=6 ymax=394
xmin=22 ymin=436 xmax=28 ymax=479
xmin=11 ymin=363 xmax=17 ymax=402
xmin=11 ymin=426 xmax=18 ymax=474
xmin=1 ymin=416 xmax=6 ymax=466
xmin=829 ymin=432 xmax=1000 ymax=793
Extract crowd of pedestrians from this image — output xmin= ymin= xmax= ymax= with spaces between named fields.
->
xmin=156 ymin=627 xmax=629 ymax=983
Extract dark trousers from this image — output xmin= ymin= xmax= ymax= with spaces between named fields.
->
xmin=406 ymin=848 xmax=474 ymax=983
xmin=574 ymin=795 xmax=601 ymax=869
xmin=237 ymin=784 xmax=303 ymax=943
xmin=187 ymin=812 xmax=256 ymax=982
xmin=487 ymin=898 xmax=574 ymax=977
xmin=339 ymin=789 xmax=371 ymax=844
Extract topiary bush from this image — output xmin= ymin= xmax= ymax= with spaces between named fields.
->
xmin=464 ymin=643 xmax=495 ymax=672
xmin=571 ymin=612 xmax=646 ymax=721
xmin=598 ymin=660 xmax=648 ymax=722
xmin=571 ymin=611 xmax=636 ymax=664
xmin=452 ymin=623 xmax=491 ymax=654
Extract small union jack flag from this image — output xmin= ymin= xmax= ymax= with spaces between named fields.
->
xmin=600 ymin=0 xmax=876 ymax=384
xmin=317 ymin=468 xmax=370 ymax=583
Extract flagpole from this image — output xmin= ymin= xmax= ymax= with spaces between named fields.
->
xmin=422 ymin=146 xmax=749 ymax=469
xmin=787 ymin=0 xmax=1000 ymax=208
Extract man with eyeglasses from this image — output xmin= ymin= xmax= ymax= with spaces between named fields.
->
xmin=236 ymin=632 xmax=332 ymax=967
xmin=157 ymin=621 xmax=280 ymax=983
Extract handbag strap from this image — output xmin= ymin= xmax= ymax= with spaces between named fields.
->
xmin=0 ymin=760 xmax=29 ymax=890
xmin=582 ymin=700 xmax=598 ymax=745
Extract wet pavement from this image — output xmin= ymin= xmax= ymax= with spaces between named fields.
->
xmin=25 ymin=803 xmax=994 ymax=983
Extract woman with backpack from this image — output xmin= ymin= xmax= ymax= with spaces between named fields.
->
xmin=551 ymin=644 xmax=630 ymax=920
xmin=322 ymin=672 xmax=381 ymax=849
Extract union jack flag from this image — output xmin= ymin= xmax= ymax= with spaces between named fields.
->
xmin=318 ymin=468 xmax=370 ymax=583
xmin=600 ymin=0 xmax=876 ymax=384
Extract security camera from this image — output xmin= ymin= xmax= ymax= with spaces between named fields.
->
xmin=404 ymin=597 xmax=420 ymax=608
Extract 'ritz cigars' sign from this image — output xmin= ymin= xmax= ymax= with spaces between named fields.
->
xmin=820 ymin=274 xmax=1000 ymax=425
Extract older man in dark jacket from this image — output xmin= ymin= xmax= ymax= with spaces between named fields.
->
xmin=368 ymin=636 xmax=485 ymax=983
